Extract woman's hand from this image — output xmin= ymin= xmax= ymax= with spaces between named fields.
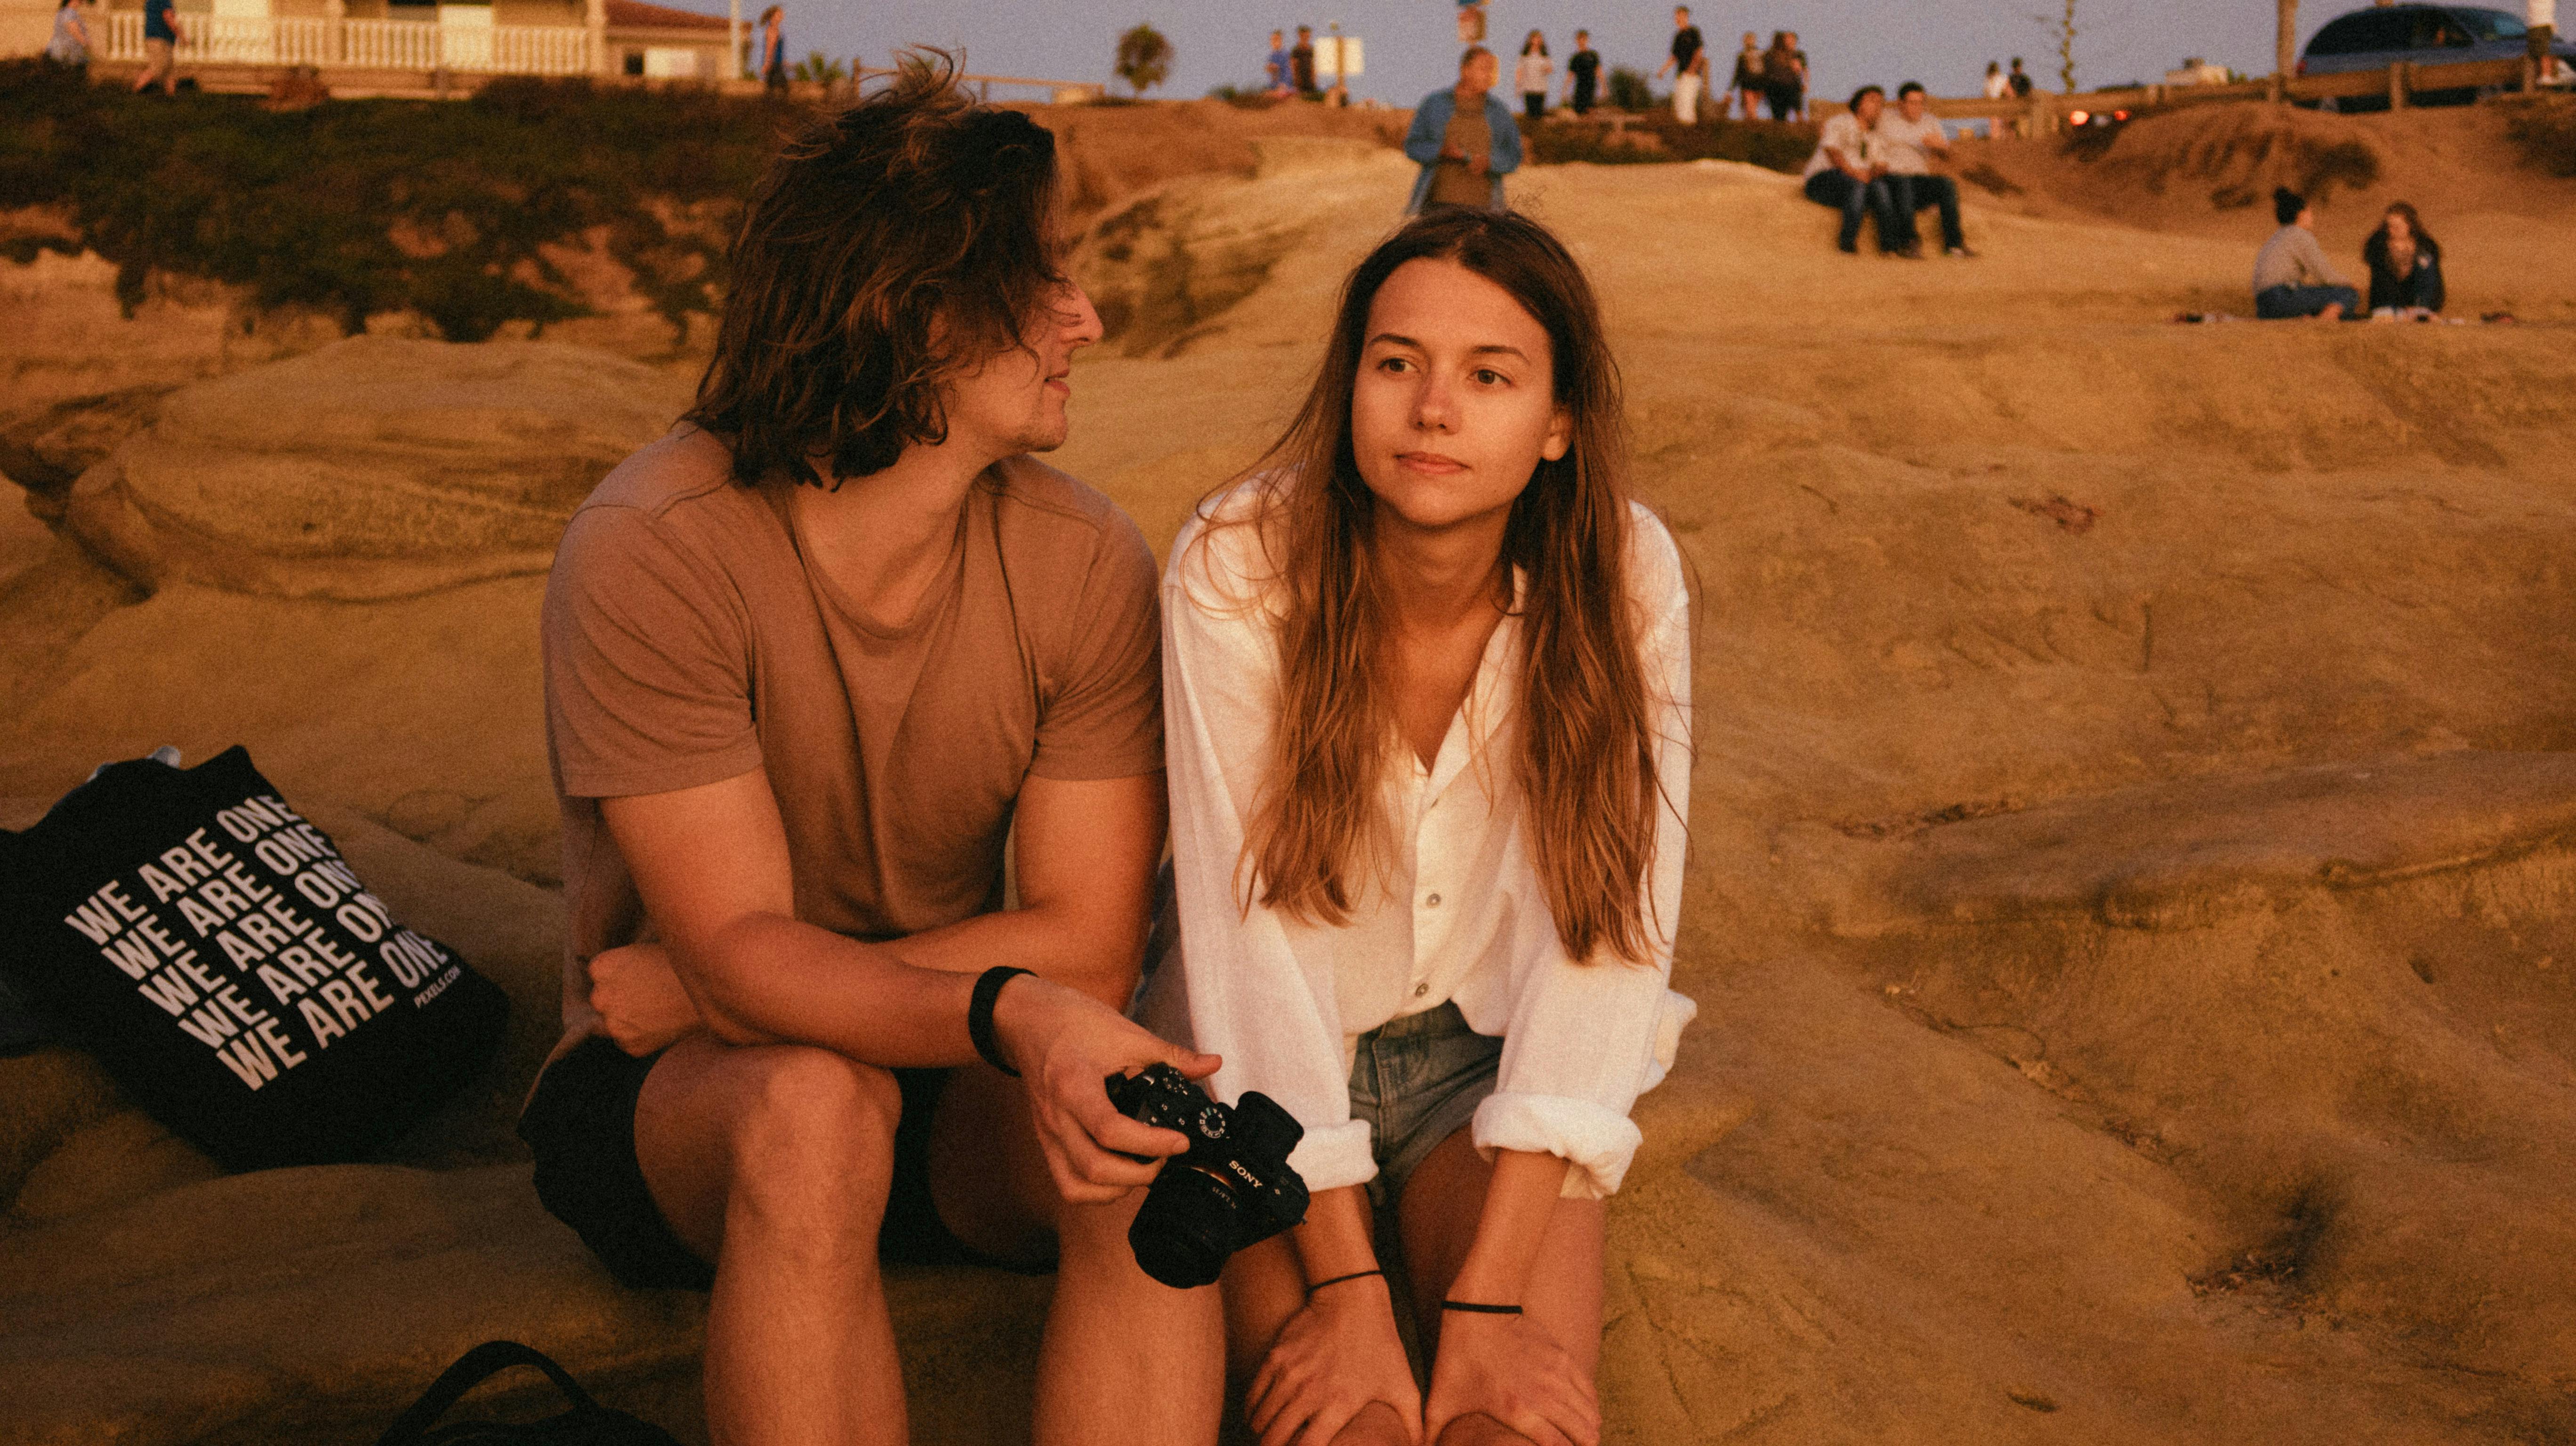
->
xmin=1425 ymin=1310 xmax=1600 ymax=1446
xmin=991 ymin=973 xmax=1222 ymax=1205
xmin=1247 ymin=1276 xmax=1423 ymax=1446
xmin=588 ymin=942 xmax=704 ymax=1056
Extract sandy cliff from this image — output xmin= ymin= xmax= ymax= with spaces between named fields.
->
xmin=4 ymin=104 xmax=2575 ymax=1445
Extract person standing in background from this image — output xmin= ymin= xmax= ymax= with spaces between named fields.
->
xmin=1770 ymin=31 xmax=1809 ymax=120
xmin=132 ymin=0 xmax=179 ymax=95
xmin=1982 ymin=61 xmax=2010 ymax=98
xmin=1727 ymin=32 xmax=1766 ymax=120
xmin=757 ymin=6 xmax=787 ymax=95
xmin=1265 ymin=30 xmax=1293 ymax=97
xmin=1404 ymin=47 xmax=1521 ymax=215
xmin=46 ymin=0 xmax=91 ymax=72
xmin=1659 ymin=7 xmax=1707 ymax=123
xmin=1565 ymin=30 xmax=1602 ymax=115
xmin=2007 ymin=56 xmax=2034 ymax=97
xmin=2531 ymin=0 xmax=2558 ymax=71
xmin=1292 ymin=25 xmax=1319 ymax=96
xmin=1515 ymin=31 xmax=1553 ymax=121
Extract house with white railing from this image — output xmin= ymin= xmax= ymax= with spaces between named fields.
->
xmin=2 ymin=0 xmax=737 ymax=93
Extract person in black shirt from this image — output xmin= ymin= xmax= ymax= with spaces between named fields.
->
xmin=2363 ymin=201 xmax=2446 ymax=317
xmin=1292 ymin=25 xmax=1318 ymax=96
xmin=2007 ymin=56 xmax=2034 ymax=98
xmin=1565 ymin=30 xmax=1602 ymax=115
xmin=1659 ymin=7 xmax=1707 ymax=122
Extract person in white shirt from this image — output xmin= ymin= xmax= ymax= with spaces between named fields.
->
xmin=1514 ymin=31 xmax=1554 ymax=121
xmin=1802 ymin=85 xmax=1903 ymax=255
xmin=1981 ymin=60 xmax=2009 ymax=99
xmin=1876 ymin=82 xmax=1976 ymax=257
xmin=1150 ymin=207 xmax=1695 ymax=1446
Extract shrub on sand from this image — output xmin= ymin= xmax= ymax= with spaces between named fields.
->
xmin=0 ymin=61 xmax=784 ymax=342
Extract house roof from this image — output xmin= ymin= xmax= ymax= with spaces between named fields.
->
xmin=604 ymin=0 xmax=731 ymax=32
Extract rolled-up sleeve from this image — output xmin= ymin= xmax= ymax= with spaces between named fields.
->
xmin=1162 ymin=511 xmax=1378 ymax=1192
xmin=1472 ymin=507 xmax=1698 ymax=1199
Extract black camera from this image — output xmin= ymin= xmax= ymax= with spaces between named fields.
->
xmin=1104 ymin=1063 xmax=1311 ymax=1289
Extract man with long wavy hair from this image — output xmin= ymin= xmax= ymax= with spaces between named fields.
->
xmin=523 ymin=61 xmax=1223 ymax=1446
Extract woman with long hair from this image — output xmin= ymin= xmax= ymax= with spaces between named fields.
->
xmin=1153 ymin=208 xmax=1695 ymax=1445
xmin=2363 ymin=201 xmax=2446 ymax=320
xmin=1514 ymin=30 xmax=1553 ymax=121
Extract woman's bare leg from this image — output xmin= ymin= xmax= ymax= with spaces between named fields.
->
xmin=1221 ymin=1225 xmax=1412 ymax=1445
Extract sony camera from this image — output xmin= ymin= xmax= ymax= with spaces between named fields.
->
xmin=1105 ymin=1063 xmax=1311 ymax=1289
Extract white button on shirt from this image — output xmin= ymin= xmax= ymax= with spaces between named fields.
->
xmin=1150 ymin=480 xmax=1699 ymax=1201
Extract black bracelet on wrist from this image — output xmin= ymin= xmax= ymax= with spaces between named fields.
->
xmin=967 ymin=966 xmax=1034 ymax=1077
xmin=1440 ymin=1299 xmax=1524 ymax=1315
xmin=1305 ymin=1269 xmax=1384 ymax=1298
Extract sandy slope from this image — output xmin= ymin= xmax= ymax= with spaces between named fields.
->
xmin=3 ymin=108 xmax=2576 ymax=1445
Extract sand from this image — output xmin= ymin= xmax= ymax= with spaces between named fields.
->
xmin=4 ymin=99 xmax=2576 ymax=1445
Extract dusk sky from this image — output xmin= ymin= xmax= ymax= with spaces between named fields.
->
xmin=759 ymin=1 xmax=2367 ymax=108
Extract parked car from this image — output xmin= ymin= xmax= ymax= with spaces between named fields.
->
xmin=2299 ymin=4 xmax=2576 ymax=110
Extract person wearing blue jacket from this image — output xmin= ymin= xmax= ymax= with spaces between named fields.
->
xmin=1405 ymin=48 xmax=1522 ymax=215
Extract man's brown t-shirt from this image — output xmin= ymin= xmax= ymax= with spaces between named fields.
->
xmin=539 ymin=426 xmax=1163 ymax=1038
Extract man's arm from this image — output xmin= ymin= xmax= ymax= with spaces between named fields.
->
xmin=876 ymin=771 xmax=1167 ymax=1012
xmin=598 ymin=767 xmax=1211 ymax=1200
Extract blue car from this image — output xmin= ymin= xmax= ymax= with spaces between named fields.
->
xmin=2299 ymin=4 xmax=2576 ymax=109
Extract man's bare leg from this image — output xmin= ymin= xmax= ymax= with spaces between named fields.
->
xmin=635 ymin=1035 xmax=910 ymax=1446
xmin=930 ymin=1061 xmax=1224 ymax=1446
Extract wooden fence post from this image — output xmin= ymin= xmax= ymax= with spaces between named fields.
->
xmin=2390 ymin=59 xmax=2409 ymax=110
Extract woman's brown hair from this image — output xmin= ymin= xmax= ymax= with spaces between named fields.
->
xmin=1207 ymin=208 xmax=1674 ymax=966
xmin=686 ymin=56 xmax=1065 ymax=487
xmin=2363 ymin=201 xmax=2440 ymax=272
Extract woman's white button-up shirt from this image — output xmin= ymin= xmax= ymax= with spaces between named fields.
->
xmin=1154 ymin=481 xmax=1697 ymax=1201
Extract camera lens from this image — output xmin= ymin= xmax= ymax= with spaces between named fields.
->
xmin=1128 ymin=1165 xmax=1243 ymax=1290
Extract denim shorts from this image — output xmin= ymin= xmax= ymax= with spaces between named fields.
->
xmin=1350 ymin=1002 xmax=1503 ymax=1210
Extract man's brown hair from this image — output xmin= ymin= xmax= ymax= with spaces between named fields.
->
xmin=687 ymin=56 xmax=1066 ymax=487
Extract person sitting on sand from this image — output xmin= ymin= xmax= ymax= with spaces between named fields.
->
xmin=526 ymin=63 xmax=1227 ymax=1446
xmin=1802 ymin=85 xmax=1903 ymax=256
xmin=2253 ymin=187 xmax=2360 ymax=321
xmin=1876 ymin=81 xmax=1976 ymax=258
xmin=2363 ymin=201 xmax=2446 ymax=320
xmin=1151 ymin=205 xmax=1694 ymax=1446
xmin=1404 ymin=46 xmax=1522 ymax=216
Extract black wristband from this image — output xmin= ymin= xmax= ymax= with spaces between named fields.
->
xmin=967 ymin=966 xmax=1033 ymax=1077
xmin=1306 ymin=1269 xmax=1384 ymax=1297
xmin=1440 ymin=1300 xmax=1524 ymax=1315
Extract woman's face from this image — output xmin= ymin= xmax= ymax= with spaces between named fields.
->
xmin=1350 ymin=258 xmax=1570 ymax=538
xmin=2386 ymin=210 xmax=2415 ymax=244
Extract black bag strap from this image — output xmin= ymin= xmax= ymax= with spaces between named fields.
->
xmin=377 ymin=1341 xmax=604 ymax=1446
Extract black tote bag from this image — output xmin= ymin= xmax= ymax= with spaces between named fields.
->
xmin=0 ymin=747 xmax=509 ymax=1170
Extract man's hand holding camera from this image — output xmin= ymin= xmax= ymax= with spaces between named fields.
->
xmin=987 ymin=972 xmax=1220 ymax=1204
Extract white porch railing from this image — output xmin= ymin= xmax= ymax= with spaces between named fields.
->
xmin=101 ymin=10 xmax=594 ymax=75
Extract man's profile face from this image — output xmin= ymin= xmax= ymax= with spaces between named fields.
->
xmin=942 ymin=279 xmax=1103 ymax=458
